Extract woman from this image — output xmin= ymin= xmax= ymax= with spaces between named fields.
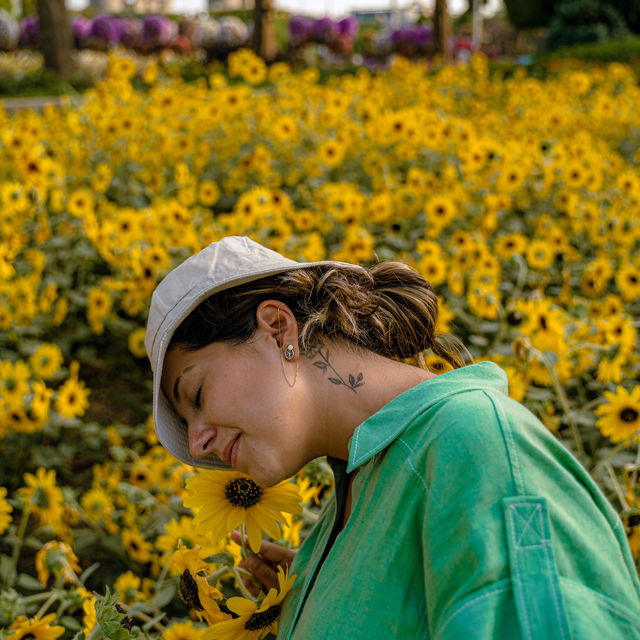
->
xmin=145 ymin=235 xmax=640 ymax=639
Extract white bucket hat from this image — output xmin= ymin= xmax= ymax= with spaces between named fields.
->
xmin=145 ymin=235 xmax=364 ymax=469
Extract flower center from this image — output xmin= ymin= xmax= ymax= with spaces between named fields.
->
xmin=178 ymin=570 xmax=203 ymax=611
xmin=244 ymin=604 xmax=281 ymax=631
xmin=620 ymin=407 xmax=639 ymax=423
xmin=225 ymin=478 xmax=263 ymax=508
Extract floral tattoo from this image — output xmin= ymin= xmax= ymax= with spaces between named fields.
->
xmin=308 ymin=341 xmax=364 ymax=393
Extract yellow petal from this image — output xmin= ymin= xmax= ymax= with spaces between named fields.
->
xmin=226 ymin=596 xmax=257 ymax=616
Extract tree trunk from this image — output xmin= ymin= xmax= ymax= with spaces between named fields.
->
xmin=253 ymin=0 xmax=277 ymax=62
xmin=37 ymin=0 xmax=72 ymax=79
xmin=433 ymin=0 xmax=452 ymax=63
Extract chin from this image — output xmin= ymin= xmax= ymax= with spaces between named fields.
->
xmin=247 ymin=465 xmax=290 ymax=489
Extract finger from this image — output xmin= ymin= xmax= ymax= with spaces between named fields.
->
xmin=231 ymin=530 xmax=296 ymax=567
xmin=245 ymin=554 xmax=279 ymax=592
xmin=257 ymin=540 xmax=297 ymax=568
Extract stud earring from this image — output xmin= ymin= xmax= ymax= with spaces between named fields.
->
xmin=284 ymin=345 xmax=295 ymax=361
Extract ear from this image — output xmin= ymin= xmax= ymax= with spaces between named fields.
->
xmin=255 ymin=300 xmax=299 ymax=353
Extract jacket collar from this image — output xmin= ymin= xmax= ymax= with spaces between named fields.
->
xmin=347 ymin=361 xmax=508 ymax=472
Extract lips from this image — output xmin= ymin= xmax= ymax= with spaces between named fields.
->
xmin=230 ymin=435 xmax=240 ymax=468
xmin=222 ymin=434 xmax=240 ymax=466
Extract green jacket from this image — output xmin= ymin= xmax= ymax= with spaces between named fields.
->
xmin=278 ymin=361 xmax=640 ymax=639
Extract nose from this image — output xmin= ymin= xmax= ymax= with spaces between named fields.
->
xmin=188 ymin=422 xmax=218 ymax=459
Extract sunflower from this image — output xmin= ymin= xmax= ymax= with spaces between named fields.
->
xmin=425 ymin=195 xmax=456 ymax=229
xmin=173 ymin=541 xmax=228 ymax=625
xmin=424 ymin=354 xmax=454 ymax=375
xmin=80 ymin=486 xmax=115 ymax=524
xmin=0 ymin=486 xmax=12 ymax=535
xmin=8 ymin=613 xmax=64 ymax=640
xmin=114 ymin=570 xmax=143 ymax=605
xmin=615 ymin=264 xmax=640 ymax=302
xmin=35 ymin=540 xmax=81 ymax=587
xmin=198 ymin=180 xmax=220 ymax=207
xmin=183 ymin=471 xmax=302 ymax=553
xmin=67 ymin=188 xmax=94 ymax=218
xmin=272 ymin=115 xmax=298 ymax=143
xmin=595 ymin=385 xmax=640 ymax=443
xmin=29 ymin=343 xmax=64 ymax=380
xmin=205 ymin=565 xmax=295 ymax=640
xmin=156 ymin=516 xmax=222 ymax=565
xmin=318 ymin=139 xmax=345 ymax=168
xmin=417 ymin=254 xmax=446 ymax=287
xmin=494 ymin=232 xmax=527 ymax=259
xmin=128 ymin=328 xmax=148 ymax=358
xmin=54 ymin=375 xmax=90 ymax=419
xmin=525 ymin=240 xmax=554 ymax=270
xmin=82 ymin=594 xmax=97 ymax=637
xmin=18 ymin=467 xmax=64 ymax=528
xmin=163 ymin=621 xmax=208 ymax=640
xmin=121 ymin=527 xmax=153 ymax=563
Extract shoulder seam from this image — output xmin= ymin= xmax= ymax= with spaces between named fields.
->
xmin=395 ymin=437 xmax=429 ymax=496
xmin=481 ymin=389 xmax=527 ymax=496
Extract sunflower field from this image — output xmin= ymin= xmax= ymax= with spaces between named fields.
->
xmin=1 ymin=46 xmax=640 ymax=639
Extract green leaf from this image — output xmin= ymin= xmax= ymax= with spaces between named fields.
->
xmin=61 ymin=615 xmax=82 ymax=631
xmin=17 ymin=573 xmax=43 ymax=590
xmin=126 ymin=601 xmax=155 ymax=616
xmin=203 ymin=551 xmax=235 ymax=566
xmin=151 ymin=582 xmax=176 ymax=609
xmin=0 ymin=555 xmax=13 ymax=582
xmin=80 ymin=562 xmax=101 ymax=584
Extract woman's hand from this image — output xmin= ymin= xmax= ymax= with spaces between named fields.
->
xmin=231 ymin=530 xmax=297 ymax=596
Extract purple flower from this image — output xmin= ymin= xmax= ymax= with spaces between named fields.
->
xmin=410 ymin=25 xmax=432 ymax=47
xmin=336 ymin=16 xmax=358 ymax=38
xmin=91 ymin=14 xmax=124 ymax=44
xmin=142 ymin=15 xmax=176 ymax=45
xmin=72 ymin=16 xmax=92 ymax=40
xmin=289 ymin=16 xmax=313 ymax=44
xmin=390 ymin=27 xmax=408 ymax=44
xmin=312 ymin=17 xmax=336 ymax=43
xmin=19 ymin=15 xmax=39 ymax=46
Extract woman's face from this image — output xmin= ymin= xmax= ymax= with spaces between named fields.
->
xmin=161 ymin=337 xmax=314 ymax=487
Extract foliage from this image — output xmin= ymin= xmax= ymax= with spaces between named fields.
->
xmin=503 ymin=0 xmax=557 ymax=29
xmin=537 ymin=35 xmax=640 ymax=62
xmin=545 ymin=0 xmax=629 ymax=50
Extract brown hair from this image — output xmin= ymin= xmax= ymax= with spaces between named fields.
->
xmin=170 ymin=263 xmax=472 ymax=370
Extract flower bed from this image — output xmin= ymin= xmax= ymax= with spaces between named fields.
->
xmin=0 ymin=49 xmax=639 ymax=638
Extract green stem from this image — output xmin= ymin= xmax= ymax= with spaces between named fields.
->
xmin=118 ymin=601 xmax=166 ymax=633
xmin=231 ymin=566 xmax=258 ymax=602
xmin=511 ymin=253 xmax=529 ymax=299
xmin=531 ymin=347 xmax=585 ymax=461
xmin=240 ymin=522 xmax=248 ymax=560
xmin=7 ymin=502 xmax=31 ymax=588
xmin=154 ymin=550 xmax=175 ymax=596
xmin=233 ymin=566 xmax=262 ymax=590
xmin=21 ymin=592 xmax=54 ymax=604
xmin=604 ymin=461 xmax=629 ymax=511
xmin=592 ymin=439 xmax=629 ymax=473
xmin=36 ymin=591 xmax=59 ymax=618
xmin=302 ymin=507 xmax=319 ymax=522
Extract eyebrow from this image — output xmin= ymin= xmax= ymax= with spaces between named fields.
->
xmin=172 ymin=365 xmax=195 ymax=403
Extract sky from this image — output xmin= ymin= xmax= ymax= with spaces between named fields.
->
xmin=66 ymin=0 xmax=505 ymax=19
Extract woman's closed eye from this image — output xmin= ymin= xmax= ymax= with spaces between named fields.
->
xmin=194 ymin=386 xmax=202 ymax=409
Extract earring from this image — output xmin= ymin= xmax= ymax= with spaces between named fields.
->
xmin=278 ymin=306 xmax=298 ymax=388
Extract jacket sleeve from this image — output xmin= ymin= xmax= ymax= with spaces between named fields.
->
xmin=420 ymin=390 xmax=573 ymax=640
